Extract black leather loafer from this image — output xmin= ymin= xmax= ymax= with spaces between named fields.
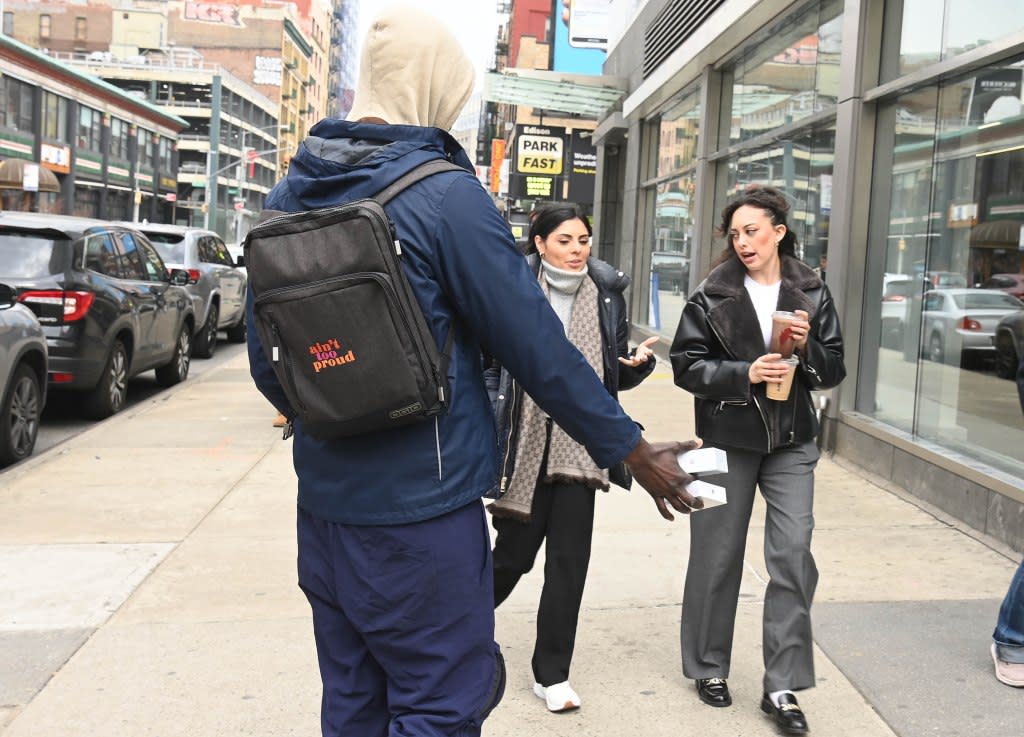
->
xmin=760 ymin=692 xmax=808 ymax=734
xmin=695 ymin=678 xmax=732 ymax=707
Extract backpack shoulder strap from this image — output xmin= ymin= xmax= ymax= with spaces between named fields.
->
xmin=372 ymin=159 xmax=466 ymax=206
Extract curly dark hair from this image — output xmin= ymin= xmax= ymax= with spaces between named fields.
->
xmin=711 ymin=185 xmax=797 ymax=268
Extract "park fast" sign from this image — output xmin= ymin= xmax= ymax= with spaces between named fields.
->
xmin=515 ymin=125 xmax=565 ymax=175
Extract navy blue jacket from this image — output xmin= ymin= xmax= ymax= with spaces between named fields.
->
xmin=247 ymin=119 xmax=641 ymax=525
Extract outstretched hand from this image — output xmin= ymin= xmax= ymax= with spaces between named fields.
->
xmin=624 ymin=438 xmax=704 ymax=520
xmin=618 ymin=336 xmax=659 ymax=368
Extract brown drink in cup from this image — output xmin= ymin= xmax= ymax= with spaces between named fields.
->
xmin=770 ymin=310 xmax=797 ymax=357
xmin=765 ymin=356 xmax=799 ymax=401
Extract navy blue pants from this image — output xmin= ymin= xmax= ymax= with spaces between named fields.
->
xmin=297 ymin=500 xmax=505 ymax=737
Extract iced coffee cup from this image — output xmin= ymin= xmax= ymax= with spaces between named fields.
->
xmin=770 ymin=311 xmax=798 ymax=357
xmin=766 ymin=356 xmax=799 ymax=401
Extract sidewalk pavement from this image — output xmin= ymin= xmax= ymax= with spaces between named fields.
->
xmin=1 ymin=351 xmax=1020 ymax=737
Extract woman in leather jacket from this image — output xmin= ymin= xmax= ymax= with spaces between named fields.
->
xmin=487 ymin=204 xmax=658 ymax=713
xmin=670 ymin=186 xmax=845 ymax=734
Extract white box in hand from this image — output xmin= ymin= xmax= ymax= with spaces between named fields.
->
xmin=677 ymin=447 xmax=729 ymax=476
xmin=686 ymin=480 xmax=728 ymax=509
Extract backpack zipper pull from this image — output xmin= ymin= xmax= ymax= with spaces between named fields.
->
xmin=272 ymin=346 xmax=279 ymax=362
xmin=394 ymin=238 xmax=402 ymax=255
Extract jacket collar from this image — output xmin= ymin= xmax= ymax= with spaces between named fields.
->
xmin=703 ymin=255 xmax=822 ymax=362
xmin=525 ymin=254 xmax=629 ymax=293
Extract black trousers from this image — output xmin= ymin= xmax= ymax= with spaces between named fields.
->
xmin=492 ymin=478 xmax=596 ymax=687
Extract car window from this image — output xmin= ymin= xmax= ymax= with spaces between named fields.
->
xmin=144 ymin=232 xmax=186 ymax=263
xmin=984 ymin=276 xmax=1014 ymax=288
xmin=198 ymin=236 xmax=219 ymax=264
xmin=136 ymin=239 xmax=169 ymax=281
xmin=923 ymin=293 xmax=945 ymax=311
xmin=883 ymin=280 xmax=915 ymax=298
xmin=118 ymin=232 xmax=151 ymax=281
xmin=212 ymin=237 xmax=232 ymax=266
xmin=84 ymin=232 xmax=124 ymax=278
xmin=955 ymin=293 xmax=1024 ymax=310
xmin=0 ymin=231 xmax=65 ymax=277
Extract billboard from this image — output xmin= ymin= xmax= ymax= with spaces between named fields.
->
xmin=553 ymin=0 xmax=607 ymax=75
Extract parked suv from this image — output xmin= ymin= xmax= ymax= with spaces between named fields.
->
xmin=0 ymin=282 xmax=47 ymax=466
xmin=124 ymin=223 xmax=247 ymax=358
xmin=0 ymin=213 xmax=195 ymax=419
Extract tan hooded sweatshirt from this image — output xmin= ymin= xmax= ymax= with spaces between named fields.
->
xmin=347 ymin=5 xmax=476 ymax=131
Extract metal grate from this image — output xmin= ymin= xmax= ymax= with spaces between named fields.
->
xmin=643 ymin=0 xmax=727 ymax=78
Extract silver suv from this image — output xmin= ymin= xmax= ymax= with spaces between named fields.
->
xmin=124 ymin=224 xmax=247 ymax=358
xmin=0 ymin=282 xmax=47 ymax=466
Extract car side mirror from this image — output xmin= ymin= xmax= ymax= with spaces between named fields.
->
xmin=169 ymin=268 xmax=190 ymax=286
xmin=235 ymin=254 xmax=245 ymax=268
xmin=0 ymin=283 xmax=14 ymax=309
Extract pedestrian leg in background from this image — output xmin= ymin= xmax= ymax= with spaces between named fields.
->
xmin=298 ymin=502 xmax=505 ymax=737
xmin=991 ymin=559 xmax=1024 ymax=688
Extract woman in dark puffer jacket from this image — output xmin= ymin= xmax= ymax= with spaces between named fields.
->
xmin=487 ymin=204 xmax=662 ymax=713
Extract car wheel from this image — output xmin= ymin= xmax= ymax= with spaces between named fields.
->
xmin=927 ymin=333 xmax=945 ymax=364
xmin=994 ymin=333 xmax=1019 ymax=380
xmin=193 ymin=303 xmax=219 ymax=359
xmin=225 ymin=307 xmax=246 ymax=344
xmin=84 ymin=340 xmax=128 ymax=419
xmin=0 ymin=364 xmax=42 ymax=467
xmin=156 ymin=324 xmax=192 ymax=387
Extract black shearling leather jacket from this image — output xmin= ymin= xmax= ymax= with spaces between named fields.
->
xmin=670 ymin=255 xmax=845 ymax=453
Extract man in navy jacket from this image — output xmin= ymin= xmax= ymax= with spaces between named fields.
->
xmin=246 ymin=6 xmax=701 ymax=736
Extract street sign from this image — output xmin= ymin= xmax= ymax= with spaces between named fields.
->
xmin=234 ymin=201 xmax=244 ymax=210
xmin=165 ymin=193 xmax=177 ymax=202
xmin=22 ymin=163 xmax=39 ymax=192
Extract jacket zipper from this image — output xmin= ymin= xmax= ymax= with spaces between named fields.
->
xmin=707 ymin=317 xmax=772 ymax=449
xmin=499 ymin=378 xmax=519 ymax=493
xmin=434 ymin=417 xmax=443 ymax=481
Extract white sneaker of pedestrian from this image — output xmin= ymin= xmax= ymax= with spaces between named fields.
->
xmin=533 ymin=681 xmax=581 ymax=712
xmin=991 ymin=643 xmax=1024 ymax=687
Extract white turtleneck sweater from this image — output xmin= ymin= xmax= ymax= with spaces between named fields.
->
xmin=542 ymin=260 xmax=588 ymax=335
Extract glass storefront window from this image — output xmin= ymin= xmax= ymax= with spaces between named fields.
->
xmin=864 ymin=57 xmax=1024 ymax=478
xmin=656 ymin=89 xmax=700 ymax=179
xmin=893 ymin=0 xmax=1024 ymax=79
xmin=717 ymin=125 xmax=836 ymax=268
xmin=725 ymin=0 xmax=842 ymax=147
xmin=647 ymin=86 xmax=700 ymax=336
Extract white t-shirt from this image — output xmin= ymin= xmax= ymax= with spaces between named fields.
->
xmin=744 ymin=275 xmax=781 ymax=351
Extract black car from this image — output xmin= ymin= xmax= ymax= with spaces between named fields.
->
xmin=0 ymin=213 xmax=195 ymax=418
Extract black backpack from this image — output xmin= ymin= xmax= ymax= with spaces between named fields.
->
xmin=244 ymin=159 xmax=464 ymax=439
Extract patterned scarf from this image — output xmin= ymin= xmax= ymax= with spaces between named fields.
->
xmin=489 ymin=271 xmax=608 ymax=521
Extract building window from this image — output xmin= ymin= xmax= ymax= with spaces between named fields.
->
xmin=40 ymin=14 xmax=51 ymax=39
xmin=42 ymin=91 xmax=68 ymax=141
xmin=110 ymin=118 xmax=129 ymax=159
xmin=2 ymin=12 xmax=12 ymax=36
xmin=75 ymin=17 xmax=87 ymax=42
xmin=884 ymin=0 xmax=1024 ymax=82
xmin=158 ymin=137 xmax=173 ymax=171
xmin=77 ymin=106 xmax=102 ymax=152
xmin=138 ymin=129 xmax=154 ymax=169
xmin=861 ymin=55 xmax=1024 ymax=479
xmin=0 ymin=75 xmax=34 ymax=131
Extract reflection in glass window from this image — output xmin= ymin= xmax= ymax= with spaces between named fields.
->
xmin=725 ymin=0 xmax=842 ymax=147
xmin=894 ymin=0 xmax=1024 ymax=78
xmin=657 ymin=89 xmax=700 ymax=179
xmin=864 ymin=56 xmax=1024 ymax=479
xmin=718 ymin=125 xmax=836 ymax=268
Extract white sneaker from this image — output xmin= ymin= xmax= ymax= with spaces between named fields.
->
xmin=533 ymin=680 xmax=581 ymax=712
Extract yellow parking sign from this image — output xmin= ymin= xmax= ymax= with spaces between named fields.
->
xmin=517 ymin=130 xmax=563 ymax=175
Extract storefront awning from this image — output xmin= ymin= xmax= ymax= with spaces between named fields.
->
xmin=970 ymin=219 xmax=1023 ymax=246
xmin=483 ymin=69 xmax=626 ymax=119
xmin=0 ymin=158 xmax=60 ymax=193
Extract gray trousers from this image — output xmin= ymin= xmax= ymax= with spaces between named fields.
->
xmin=681 ymin=441 xmax=819 ymax=693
